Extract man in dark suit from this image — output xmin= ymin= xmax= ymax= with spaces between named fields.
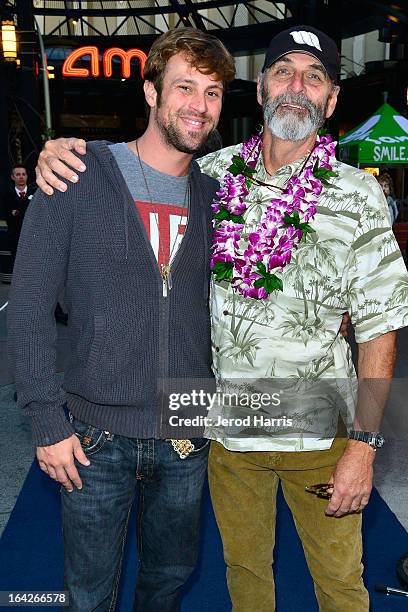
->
xmin=4 ymin=165 xmax=36 ymax=259
xmin=4 ymin=165 xmax=67 ymax=320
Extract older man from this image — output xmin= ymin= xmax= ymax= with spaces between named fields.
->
xmin=200 ymin=26 xmax=407 ymax=611
xmin=34 ymin=25 xmax=408 ymax=612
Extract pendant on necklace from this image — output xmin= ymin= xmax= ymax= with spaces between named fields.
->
xmin=161 ymin=263 xmax=173 ymax=297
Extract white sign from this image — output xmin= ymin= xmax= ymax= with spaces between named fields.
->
xmin=373 ymin=145 xmax=407 ymax=162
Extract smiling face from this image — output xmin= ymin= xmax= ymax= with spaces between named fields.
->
xmin=144 ymin=52 xmax=224 ymax=154
xmin=258 ymin=52 xmax=339 ymax=141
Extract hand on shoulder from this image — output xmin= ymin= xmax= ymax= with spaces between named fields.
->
xmin=36 ymin=137 xmax=88 ymax=196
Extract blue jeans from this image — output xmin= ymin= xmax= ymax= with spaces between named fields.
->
xmin=61 ymin=416 xmax=210 ymax=612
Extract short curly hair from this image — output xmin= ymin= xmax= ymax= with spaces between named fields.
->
xmin=144 ymin=27 xmax=235 ymax=98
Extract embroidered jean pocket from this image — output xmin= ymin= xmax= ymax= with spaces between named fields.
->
xmin=70 ymin=415 xmax=111 ymax=455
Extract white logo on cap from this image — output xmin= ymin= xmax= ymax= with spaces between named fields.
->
xmin=290 ymin=31 xmax=322 ymax=51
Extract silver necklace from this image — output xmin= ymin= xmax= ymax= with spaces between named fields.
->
xmin=134 ymin=139 xmax=189 ymax=297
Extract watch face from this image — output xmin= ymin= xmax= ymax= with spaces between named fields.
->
xmin=375 ymin=434 xmax=385 ymax=448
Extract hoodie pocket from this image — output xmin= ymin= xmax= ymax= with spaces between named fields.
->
xmin=86 ymin=314 xmax=106 ymax=374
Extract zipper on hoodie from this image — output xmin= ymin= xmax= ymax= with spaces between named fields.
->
xmin=95 ymin=143 xmax=204 ymax=438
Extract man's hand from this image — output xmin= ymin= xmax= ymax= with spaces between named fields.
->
xmin=37 ymin=434 xmax=90 ymax=492
xmin=339 ymin=312 xmax=350 ymax=339
xmin=325 ymin=439 xmax=375 ymax=517
xmin=36 ymin=138 xmax=87 ymax=196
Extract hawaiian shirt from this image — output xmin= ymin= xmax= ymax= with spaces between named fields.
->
xmin=198 ymin=144 xmax=408 ymax=452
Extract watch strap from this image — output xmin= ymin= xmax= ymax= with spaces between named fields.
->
xmin=348 ymin=430 xmax=384 ymax=448
xmin=349 ymin=430 xmax=371 ymax=443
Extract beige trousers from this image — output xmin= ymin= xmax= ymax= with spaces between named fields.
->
xmin=208 ymin=439 xmax=369 ymax=612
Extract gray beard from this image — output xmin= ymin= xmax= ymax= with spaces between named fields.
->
xmin=263 ymin=92 xmax=326 ymax=141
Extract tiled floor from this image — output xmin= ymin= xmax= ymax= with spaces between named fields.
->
xmin=0 ymin=282 xmax=69 ymax=535
xmin=0 ymin=283 xmax=33 ymax=534
xmin=1 ymin=281 xmax=408 ymax=537
xmin=0 ymin=383 xmax=33 ymax=535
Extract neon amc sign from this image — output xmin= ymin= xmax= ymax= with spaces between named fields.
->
xmin=62 ymin=46 xmax=147 ymax=78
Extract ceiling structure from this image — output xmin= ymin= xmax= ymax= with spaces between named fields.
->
xmin=33 ymin=1 xmax=293 ymax=45
xmin=27 ymin=1 xmax=408 ymax=52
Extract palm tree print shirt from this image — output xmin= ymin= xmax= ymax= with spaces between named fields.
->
xmin=198 ymin=146 xmax=408 ymax=452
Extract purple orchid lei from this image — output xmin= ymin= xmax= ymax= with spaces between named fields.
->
xmin=211 ymin=132 xmax=337 ymax=300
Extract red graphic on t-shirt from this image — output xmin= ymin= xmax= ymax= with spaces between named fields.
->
xmin=135 ymin=201 xmax=188 ymax=267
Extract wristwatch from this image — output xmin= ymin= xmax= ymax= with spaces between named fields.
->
xmin=348 ymin=430 xmax=385 ymax=449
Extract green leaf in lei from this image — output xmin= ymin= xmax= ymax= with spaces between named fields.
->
xmin=313 ymin=159 xmax=338 ymax=180
xmin=212 ymin=262 xmax=234 ymax=282
xmin=254 ymin=262 xmax=283 ymax=293
xmin=228 ymin=155 xmax=256 ymax=189
xmin=214 ymin=205 xmax=245 ymax=225
xmin=283 ymin=211 xmax=316 ymax=235
xmin=214 ymin=206 xmax=230 ymax=222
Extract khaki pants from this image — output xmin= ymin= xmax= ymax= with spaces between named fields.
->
xmin=208 ymin=439 xmax=369 ymax=612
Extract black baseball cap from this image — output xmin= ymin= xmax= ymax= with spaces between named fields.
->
xmin=262 ymin=25 xmax=340 ymax=83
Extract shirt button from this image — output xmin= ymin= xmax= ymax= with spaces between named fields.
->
xmin=223 ymin=310 xmax=229 ymax=316
xmin=215 ymin=346 xmax=220 ymax=352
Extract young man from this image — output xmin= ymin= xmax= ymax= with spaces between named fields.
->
xmin=8 ymin=28 xmax=235 ymax=612
xmin=34 ymin=25 xmax=408 ymax=612
xmin=4 ymin=165 xmax=35 ymax=259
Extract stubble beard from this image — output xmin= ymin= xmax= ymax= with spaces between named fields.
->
xmin=262 ymin=86 xmax=329 ymax=141
xmin=155 ymin=103 xmax=214 ymax=155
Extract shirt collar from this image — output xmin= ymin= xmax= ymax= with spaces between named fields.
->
xmin=256 ymin=152 xmax=309 ymax=184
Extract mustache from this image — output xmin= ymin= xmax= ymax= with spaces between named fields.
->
xmin=177 ymin=111 xmax=212 ymax=122
xmin=265 ymin=92 xmax=320 ymax=116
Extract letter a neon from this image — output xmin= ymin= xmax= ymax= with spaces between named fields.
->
xmin=62 ymin=46 xmax=100 ymax=77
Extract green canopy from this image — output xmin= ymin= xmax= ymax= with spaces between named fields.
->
xmin=339 ymin=103 xmax=408 ymax=165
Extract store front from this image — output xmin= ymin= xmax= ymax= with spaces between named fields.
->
xmin=44 ymin=41 xmax=258 ymax=146
xmin=339 ymin=102 xmax=408 ymax=256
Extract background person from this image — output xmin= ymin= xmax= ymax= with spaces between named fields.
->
xmin=377 ymin=171 xmax=399 ymax=224
xmin=4 ymin=166 xmax=36 ymax=260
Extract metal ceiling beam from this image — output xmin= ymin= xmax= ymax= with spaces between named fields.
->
xmin=35 ymin=0 xmax=407 ymax=46
xmin=183 ymin=0 xmax=207 ymax=30
xmin=44 ymin=19 xmax=296 ymax=55
xmin=33 ymin=0 xmax=289 ymax=17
